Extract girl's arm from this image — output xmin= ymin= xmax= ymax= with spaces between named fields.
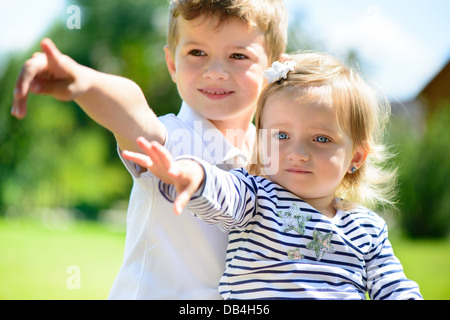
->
xmin=122 ymin=137 xmax=206 ymax=215
xmin=365 ymin=224 xmax=423 ymax=300
xmin=12 ymin=38 xmax=165 ymax=154
xmin=123 ymin=137 xmax=257 ymax=230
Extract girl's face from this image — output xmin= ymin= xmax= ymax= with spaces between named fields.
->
xmin=260 ymin=93 xmax=366 ymax=216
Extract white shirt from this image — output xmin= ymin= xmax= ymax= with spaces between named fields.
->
xmin=160 ymin=162 xmax=423 ymax=300
xmin=108 ymin=102 xmax=255 ymax=299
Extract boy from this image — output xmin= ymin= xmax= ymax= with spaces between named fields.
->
xmin=12 ymin=0 xmax=287 ymax=299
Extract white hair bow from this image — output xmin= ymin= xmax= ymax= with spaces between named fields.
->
xmin=263 ymin=60 xmax=296 ymax=84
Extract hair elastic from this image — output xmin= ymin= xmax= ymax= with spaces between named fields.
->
xmin=263 ymin=60 xmax=296 ymax=84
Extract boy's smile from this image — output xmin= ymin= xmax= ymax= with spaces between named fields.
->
xmin=165 ymin=15 xmax=270 ymax=135
xmin=198 ymin=87 xmax=235 ymax=100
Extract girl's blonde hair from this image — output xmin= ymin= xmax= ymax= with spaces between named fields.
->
xmin=167 ymin=0 xmax=287 ymax=64
xmin=250 ymin=52 xmax=397 ymax=210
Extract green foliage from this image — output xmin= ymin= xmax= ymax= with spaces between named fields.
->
xmin=58 ymin=0 xmax=181 ymax=116
xmin=390 ymin=103 xmax=450 ymax=238
xmin=0 ymin=0 xmax=180 ymax=217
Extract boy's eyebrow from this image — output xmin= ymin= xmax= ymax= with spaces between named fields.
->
xmin=180 ymin=40 xmax=203 ymax=47
xmin=181 ymin=41 xmax=256 ymax=52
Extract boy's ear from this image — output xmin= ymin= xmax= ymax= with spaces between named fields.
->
xmin=349 ymin=145 xmax=369 ymax=173
xmin=279 ymin=54 xmax=290 ymax=63
xmin=164 ymin=45 xmax=177 ymax=83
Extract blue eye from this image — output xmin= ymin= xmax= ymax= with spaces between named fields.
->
xmin=275 ymin=132 xmax=289 ymax=140
xmin=314 ymin=136 xmax=330 ymax=143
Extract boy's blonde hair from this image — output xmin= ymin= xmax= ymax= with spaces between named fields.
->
xmin=167 ymin=0 xmax=287 ymax=63
xmin=251 ymin=52 xmax=397 ymax=210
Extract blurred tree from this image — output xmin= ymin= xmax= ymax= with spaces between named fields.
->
xmin=0 ymin=0 xmax=180 ymax=219
xmin=389 ymin=103 xmax=450 ymax=238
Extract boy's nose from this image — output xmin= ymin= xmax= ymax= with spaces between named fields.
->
xmin=203 ymin=60 xmax=229 ymax=80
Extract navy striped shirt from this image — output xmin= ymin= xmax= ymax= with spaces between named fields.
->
xmin=160 ymin=159 xmax=422 ymax=300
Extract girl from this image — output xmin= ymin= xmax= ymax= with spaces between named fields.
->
xmin=123 ymin=52 xmax=422 ymax=300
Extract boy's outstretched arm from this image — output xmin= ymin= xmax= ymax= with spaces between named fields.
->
xmin=12 ymin=38 xmax=165 ymax=153
xmin=122 ymin=137 xmax=205 ymax=215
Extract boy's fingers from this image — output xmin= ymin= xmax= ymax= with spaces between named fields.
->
xmin=12 ymin=53 xmax=47 ymax=118
xmin=11 ymin=91 xmax=28 ymax=119
xmin=41 ymin=38 xmax=62 ymax=62
xmin=29 ymin=78 xmax=74 ymax=100
xmin=15 ymin=53 xmax=47 ymax=97
xmin=40 ymin=38 xmax=67 ymax=74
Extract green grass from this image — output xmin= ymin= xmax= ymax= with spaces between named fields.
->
xmin=0 ymin=218 xmax=449 ymax=300
xmin=0 ymin=218 xmax=125 ymax=300
xmin=389 ymin=237 xmax=450 ymax=300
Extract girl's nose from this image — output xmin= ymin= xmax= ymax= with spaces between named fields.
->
xmin=287 ymin=144 xmax=310 ymax=162
xmin=203 ymin=59 xmax=229 ymax=81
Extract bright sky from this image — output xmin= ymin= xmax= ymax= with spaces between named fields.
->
xmin=284 ymin=0 xmax=450 ymax=102
xmin=0 ymin=0 xmax=65 ymax=52
xmin=1 ymin=0 xmax=449 ymax=101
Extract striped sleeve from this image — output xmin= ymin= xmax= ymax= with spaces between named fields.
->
xmin=159 ymin=156 xmax=257 ymax=232
xmin=365 ymin=223 xmax=423 ymax=300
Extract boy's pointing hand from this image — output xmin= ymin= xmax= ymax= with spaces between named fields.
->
xmin=12 ymin=38 xmax=84 ymax=119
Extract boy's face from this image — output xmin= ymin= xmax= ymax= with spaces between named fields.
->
xmin=260 ymin=93 xmax=366 ymax=212
xmin=165 ymin=16 xmax=270 ymax=129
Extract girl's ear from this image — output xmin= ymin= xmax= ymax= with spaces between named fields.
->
xmin=348 ymin=145 xmax=369 ymax=173
xmin=164 ymin=45 xmax=177 ymax=83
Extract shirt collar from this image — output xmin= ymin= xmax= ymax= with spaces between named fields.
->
xmin=177 ymin=102 xmax=255 ymax=169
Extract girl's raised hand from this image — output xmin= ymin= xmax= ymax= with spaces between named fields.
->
xmin=122 ymin=137 xmax=205 ymax=215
